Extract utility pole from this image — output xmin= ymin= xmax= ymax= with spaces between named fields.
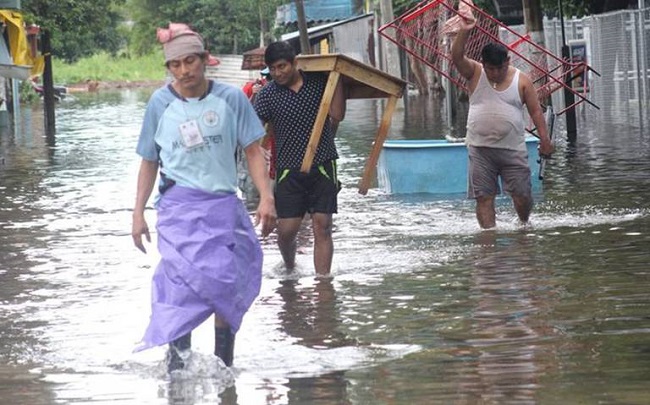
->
xmin=522 ymin=0 xmax=545 ymax=46
xmin=258 ymin=4 xmax=266 ymax=46
xmin=378 ymin=0 xmax=401 ymax=78
xmin=558 ymin=0 xmax=577 ymax=144
xmin=523 ymin=0 xmax=552 ymax=113
xmin=42 ymin=29 xmax=56 ymax=142
xmin=295 ymin=0 xmax=311 ymax=54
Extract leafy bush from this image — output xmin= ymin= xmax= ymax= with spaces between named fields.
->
xmin=51 ymin=50 xmax=166 ymax=85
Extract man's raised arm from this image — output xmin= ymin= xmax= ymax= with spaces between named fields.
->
xmin=450 ymin=20 xmax=477 ymax=81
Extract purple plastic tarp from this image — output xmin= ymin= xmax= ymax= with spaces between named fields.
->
xmin=134 ymin=185 xmax=262 ymax=352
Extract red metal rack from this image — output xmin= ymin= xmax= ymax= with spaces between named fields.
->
xmin=378 ymin=0 xmax=599 ymax=115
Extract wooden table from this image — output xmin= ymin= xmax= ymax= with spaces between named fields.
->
xmin=295 ymin=54 xmax=407 ymax=195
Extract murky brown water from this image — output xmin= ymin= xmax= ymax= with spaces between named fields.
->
xmin=1 ymin=89 xmax=649 ymax=404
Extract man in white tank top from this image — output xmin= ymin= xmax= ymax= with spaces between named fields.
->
xmin=450 ymin=12 xmax=553 ymax=229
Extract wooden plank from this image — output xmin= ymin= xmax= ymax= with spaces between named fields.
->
xmin=297 ymin=54 xmax=404 ymax=85
xmin=358 ymin=95 xmax=399 ymax=195
xmin=296 ymin=56 xmax=338 ymax=72
xmin=296 ymin=53 xmax=407 ymax=98
xmin=334 ymin=58 xmax=405 ymax=97
xmin=300 ymin=70 xmax=341 ymax=172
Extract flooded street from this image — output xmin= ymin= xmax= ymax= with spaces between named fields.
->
xmin=1 ymin=88 xmax=649 ymax=404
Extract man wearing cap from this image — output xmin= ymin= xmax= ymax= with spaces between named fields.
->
xmin=131 ymin=23 xmax=276 ymax=372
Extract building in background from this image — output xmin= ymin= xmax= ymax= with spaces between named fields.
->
xmin=281 ymin=13 xmax=376 ymax=66
xmin=0 ymin=1 xmax=45 ymax=126
xmin=276 ymin=0 xmax=364 ymax=27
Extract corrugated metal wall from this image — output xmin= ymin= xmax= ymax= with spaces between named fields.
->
xmin=276 ymin=0 xmax=356 ymax=25
xmin=331 ymin=14 xmax=375 ymax=65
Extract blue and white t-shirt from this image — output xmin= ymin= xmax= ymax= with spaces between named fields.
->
xmin=136 ymin=81 xmax=265 ymax=194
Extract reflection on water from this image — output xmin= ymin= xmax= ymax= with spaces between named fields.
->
xmin=1 ymin=90 xmax=649 ymax=404
xmin=461 ymin=232 xmax=558 ymax=404
xmin=276 ymin=279 xmax=357 ymax=349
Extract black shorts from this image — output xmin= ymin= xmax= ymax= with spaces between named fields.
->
xmin=274 ymin=160 xmax=341 ymax=219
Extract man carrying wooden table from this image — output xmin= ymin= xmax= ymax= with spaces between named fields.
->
xmin=254 ymin=41 xmax=345 ymax=276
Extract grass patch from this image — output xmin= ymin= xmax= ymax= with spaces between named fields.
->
xmin=52 ymin=50 xmax=167 ymax=85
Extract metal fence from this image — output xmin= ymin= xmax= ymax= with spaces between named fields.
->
xmin=541 ymin=8 xmax=650 ymax=126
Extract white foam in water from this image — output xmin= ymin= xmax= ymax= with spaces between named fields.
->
xmin=241 ymin=343 xmax=421 ymax=379
xmin=528 ymin=210 xmax=643 ymax=231
xmin=265 ymin=257 xmax=315 ymax=280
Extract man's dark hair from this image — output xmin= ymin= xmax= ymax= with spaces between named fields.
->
xmin=481 ymin=42 xmax=508 ymax=66
xmin=265 ymin=41 xmax=296 ymax=66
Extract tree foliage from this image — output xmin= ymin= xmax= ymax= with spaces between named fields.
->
xmin=541 ymin=0 xmax=633 ymax=18
xmin=126 ymin=0 xmax=286 ymax=56
xmin=392 ymin=0 xmax=632 ymax=20
xmin=19 ymin=0 xmax=634 ymax=63
xmin=393 ymin=0 xmax=497 ymax=17
xmin=21 ymin=0 xmax=127 ymax=63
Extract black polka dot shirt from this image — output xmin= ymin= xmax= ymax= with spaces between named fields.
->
xmin=254 ymin=71 xmax=338 ymax=170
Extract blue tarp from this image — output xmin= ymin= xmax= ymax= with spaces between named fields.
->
xmin=276 ymin=0 xmax=357 ymax=25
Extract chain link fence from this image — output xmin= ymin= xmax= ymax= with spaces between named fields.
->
xmin=503 ymin=8 xmax=649 ymax=127
xmin=542 ymin=8 xmax=650 ymax=126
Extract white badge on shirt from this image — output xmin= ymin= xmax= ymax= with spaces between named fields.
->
xmin=179 ymin=120 xmax=205 ymax=149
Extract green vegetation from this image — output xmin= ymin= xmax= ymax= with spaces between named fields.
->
xmin=126 ymin=0 xmax=288 ymax=57
xmin=19 ymin=80 xmax=40 ymax=104
xmin=51 ymin=50 xmax=166 ymax=86
xmin=22 ymin=0 xmax=288 ymax=63
xmin=22 ymin=0 xmax=127 ymax=63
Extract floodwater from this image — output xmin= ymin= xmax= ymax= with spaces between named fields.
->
xmin=1 ymin=88 xmax=649 ymax=405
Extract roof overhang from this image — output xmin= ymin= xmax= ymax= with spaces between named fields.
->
xmin=281 ymin=13 xmax=373 ymax=45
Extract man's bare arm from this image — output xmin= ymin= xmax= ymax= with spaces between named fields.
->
xmin=449 ymin=6 xmax=478 ymax=82
xmin=521 ymin=74 xmax=554 ymax=156
xmin=451 ymin=29 xmax=478 ymax=81
xmin=244 ymin=142 xmax=276 ymax=237
xmin=132 ymin=159 xmax=158 ymax=253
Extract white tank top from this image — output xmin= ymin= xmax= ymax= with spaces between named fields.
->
xmin=465 ymin=68 xmax=525 ymax=151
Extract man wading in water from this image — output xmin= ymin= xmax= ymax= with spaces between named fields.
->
xmin=131 ymin=23 xmax=275 ymax=372
xmin=449 ymin=4 xmax=553 ymax=228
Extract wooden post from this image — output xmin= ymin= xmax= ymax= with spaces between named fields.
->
xmin=378 ymin=0 xmax=401 ymax=78
xmin=295 ymin=0 xmax=311 ymax=54
xmin=300 ymin=71 xmax=341 ymax=172
xmin=358 ymin=95 xmax=398 ymax=195
xmin=42 ymin=29 xmax=56 ymax=141
xmin=523 ymin=0 xmax=545 ymax=45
